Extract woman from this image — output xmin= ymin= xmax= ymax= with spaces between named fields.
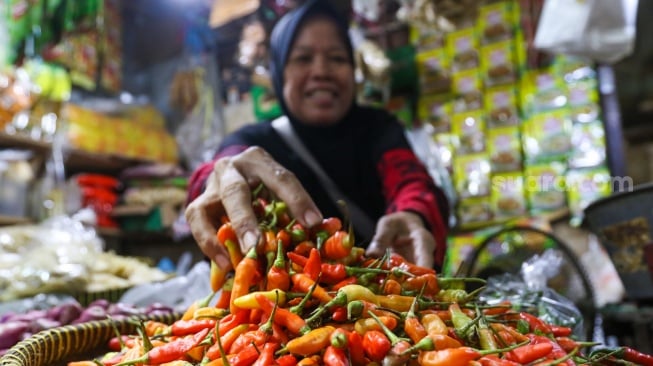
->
xmin=185 ymin=0 xmax=449 ymax=272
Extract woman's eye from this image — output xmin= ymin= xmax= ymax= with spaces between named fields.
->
xmin=291 ymin=55 xmax=312 ymax=64
xmin=330 ymin=55 xmax=349 ymax=63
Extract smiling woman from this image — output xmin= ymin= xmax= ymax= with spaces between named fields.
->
xmin=185 ymin=0 xmax=450 ymax=273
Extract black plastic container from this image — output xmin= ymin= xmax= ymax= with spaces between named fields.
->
xmin=584 ymin=182 xmax=653 ymax=301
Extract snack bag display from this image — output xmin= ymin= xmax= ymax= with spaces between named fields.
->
xmin=566 ymin=166 xmax=612 ymax=226
xmin=520 ymin=69 xmax=568 ymax=115
xmin=453 ymin=152 xmax=491 ymax=198
xmin=484 ymin=85 xmax=520 ymax=127
xmin=452 ymin=110 xmax=486 ymax=155
xmin=491 ymin=172 xmax=527 ymax=220
xmin=566 ymin=78 xmax=601 ymax=123
xmin=524 ymin=161 xmax=568 ymax=213
xmin=457 ymin=196 xmax=493 ymax=228
xmin=452 ymin=68 xmax=483 ymax=112
xmin=417 ymin=93 xmax=453 ymax=133
xmin=478 ymin=1 xmax=518 ymax=44
xmin=522 ymin=109 xmax=572 ymax=162
xmin=488 ymin=125 xmax=522 ymax=172
xmin=415 ymin=47 xmax=451 ymax=95
xmin=480 ymin=39 xmax=517 ymax=87
xmin=569 ymin=120 xmax=607 ymax=169
xmin=445 ymin=27 xmax=479 ymax=72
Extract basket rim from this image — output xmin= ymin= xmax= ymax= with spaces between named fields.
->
xmin=0 ymin=312 xmax=182 ymax=366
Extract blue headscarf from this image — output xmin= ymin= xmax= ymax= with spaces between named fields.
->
xmin=268 ymin=0 xmax=354 ymax=119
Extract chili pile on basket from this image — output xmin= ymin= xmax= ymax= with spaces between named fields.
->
xmin=69 ymin=188 xmax=653 ymax=366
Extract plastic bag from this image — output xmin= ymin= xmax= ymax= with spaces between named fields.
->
xmin=175 ymin=56 xmax=226 ymax=171
xmin=119 ymin=261 xmax=214 ymax=312
xmin=534 ymin=0 xmax=638 ymax=64
xmin=479 ymin=249 xmax=586 ymax=339
xmin=404 ymin=124 xmax=457 ymax=227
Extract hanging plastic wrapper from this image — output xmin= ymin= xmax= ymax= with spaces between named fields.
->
xmin=479 ymin=249 xmax=587 ymax=339
xmin=174 ymin=55 xmax=226 ymax=171
xmin=534 ymin=0 xmax=638 ymax=64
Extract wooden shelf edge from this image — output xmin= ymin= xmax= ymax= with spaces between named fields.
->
xmin=0 ymin=215 xmax=34 ymax=226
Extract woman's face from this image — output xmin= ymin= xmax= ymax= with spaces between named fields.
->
xmin=282 ymin=16 xmax=355 ymax=126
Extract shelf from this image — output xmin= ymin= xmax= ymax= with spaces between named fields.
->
xmin=0 ymin=215 xmax=33 ymax=226
xmin=0 ymin=132 xmax=154 ymax=175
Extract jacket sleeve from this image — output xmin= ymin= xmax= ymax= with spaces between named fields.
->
xmin=377 ymin=147 xmax=450 ymax=269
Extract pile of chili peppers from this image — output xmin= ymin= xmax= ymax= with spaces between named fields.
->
xmin=70 ymin=194 xmax=653 ymax=366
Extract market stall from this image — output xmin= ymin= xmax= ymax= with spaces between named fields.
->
xmin=1 ymin=0 xmax=653 ymax=363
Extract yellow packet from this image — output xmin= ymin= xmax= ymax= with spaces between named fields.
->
xmin=491 ymin=172 xmax=527 ymax=220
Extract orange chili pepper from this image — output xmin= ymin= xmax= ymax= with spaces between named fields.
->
xmin=255 ymin=292 xmax=308 ymax=335
xmin=215 ymin=278 xmax=233 ymax=310
xmin=285 ymin=326 xmax=335 ymax=357
xmin=229 ymin=248 xmax=260 ymax=314
xmin=205 ymin=324 xmax=252 ymax=360
xmin=291 ymin=273 xmax=332 ymax=303
xmin=382 ymin=279 xmax=402 ymax=295
xmin=322 ymin=230 xmax=353 ymax=260
xmin=266 ymin=241 xmax=290 ymax=291
xmin=217 ymin=223 xmax=244 ymax=268
xmin=421 ymin=313 xmax=449 ymax=336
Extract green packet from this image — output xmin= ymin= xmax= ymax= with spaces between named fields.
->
xmin=524 ymin=161 xmax=568 ymax=214
xmin=566 ymin=166 xmax=612 ymax=227
xmin=521 ymin=109 xmax=572 ymax=163
xmin=453 ymin=153 xmax=491 ymax=199
xmin=491 ymin=171 xmax=527 ymax=221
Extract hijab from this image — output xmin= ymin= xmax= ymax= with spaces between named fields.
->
xmin=268 ymin=0 xmax=356 ymax=136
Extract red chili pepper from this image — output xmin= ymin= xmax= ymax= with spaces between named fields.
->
xmin=505 ymin=342 xmax=553 ymax=364
xmin=323 ymin=345 xmax=348 ymax=366
xmin=170 ymin=319 xmax=216 ymax=336
xmin=229 ymin=343 xmax=261 ymax=366
xmin=331 ymin=306 xmax=347 ymax=322
xmin=230 ymin=248 xmax=261 ymax=314
xmin=478 ymin=355 xmax=521 ymax=366
xmin=304 ymin=247 xmax=322 ymax=281
xmin=255 ymin=292 xmax=308 ymax=335
xmin=530 ymin=335 xmax=573 ymax=366
xmin=404 ymin=273 xmax=439 ymax=296
xmin=331 ymin=276 xmax=357 ymax=290
xmin=622 ymin=346 xmax=653 ymax=366
xmin=230 ymin=329 xmax=268 ymax=355
xmin=293 ymin=241 xmax=315 ymax=257
xmin=313 ymin=217 xmax=342 ymax=236
xmin=346 ymin=329 xmax=367 ymax=365
xmin=205 ymin=324 xmax=252 ymax=360
xmin=320 ymin=263 xmax=348 ymax=284
xmin=385 ymin=252 xmax=436 ymax=276
xmin=550 ymin=325 xmax=573 ymax=337
xmin=115 ymin=328 xmax=209 ymax=366
xmin=362 ymin=330 xmax=391 ymax=362
xmin=276 ymin=229 xmax=292 ymax=249
xmin=519 ymin=312 xmax=553 ymax=335
xmin=218 ymin=309 xmax=250 ymax=336
xmin=276 ymin=354 xmax=298 ymax=366
xmin=252 ymin=342 xmax=279 ymax=366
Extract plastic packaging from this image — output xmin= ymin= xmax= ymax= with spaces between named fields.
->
xmin=479 ymin=249 xmax=586 ymax=339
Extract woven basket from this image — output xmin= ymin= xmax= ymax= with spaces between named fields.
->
xmin=0 ymin=312 xmax=181 ymax=366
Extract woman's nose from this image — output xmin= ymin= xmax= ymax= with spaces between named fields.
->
xmin=310 ymin=56 xmax=330 ymax=75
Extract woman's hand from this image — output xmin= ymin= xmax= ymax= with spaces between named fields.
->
xmin=185 ymin=146 xmax=323 ymax=269
xmin=365 ymin=211 xmax=437 ymax=269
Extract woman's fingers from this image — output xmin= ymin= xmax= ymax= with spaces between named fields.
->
xmin=365 ymin=211 xmax=436 ymax=269
xmin=185 ymin=176 xmax=232 ymax=270
xmin=231 ymin=147 xmax=323 ymax=228
xmin=207 ymin=147 xmax=323 ymax=256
